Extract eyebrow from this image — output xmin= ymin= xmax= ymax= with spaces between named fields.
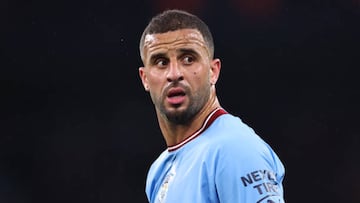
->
xmin=149 ymin=52 xmax=167 ymax=64
xmin=148 ymin=48 xmax=200 ymax=64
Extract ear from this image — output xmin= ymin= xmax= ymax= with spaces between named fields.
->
xmin=138 ymin=67 xmax=150 ymax=91
xmin=209 ymin=58 xmax=221 ymax=85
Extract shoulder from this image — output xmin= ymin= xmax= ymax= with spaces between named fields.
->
xmin=148 ymin=149 xmax=170 ymax=169
xmin=146 ymin=150 xmax=170 ymax=177
xmin=205 ymin=113 xmax=284 ymax=172
xmin=206 ymin=113 xmax=266 ymax=152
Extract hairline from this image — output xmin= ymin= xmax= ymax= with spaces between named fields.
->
xmin=139 ymin=10 xmax=214 ymax=62
xmin=140 ymin=29 xmax=212 ymax=62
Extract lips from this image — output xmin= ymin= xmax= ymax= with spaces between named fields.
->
xmin=166 ymin=87 xmax=186 ymax=105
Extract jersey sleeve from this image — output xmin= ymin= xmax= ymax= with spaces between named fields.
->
xmin=214 ymin=134 xmax=285 ymax=203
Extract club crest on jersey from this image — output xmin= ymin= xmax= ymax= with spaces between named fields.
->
xmin=157 ymin=166 xmax=176 ymax=203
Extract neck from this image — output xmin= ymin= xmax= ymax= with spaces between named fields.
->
xmin=157 ymin=96 xmax=221 ymax=147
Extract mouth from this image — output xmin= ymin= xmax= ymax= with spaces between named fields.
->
xmin=168 ymin=88 xmax=185 ymax=97
xmin=166 ymin=87 xmax=186 ymax=105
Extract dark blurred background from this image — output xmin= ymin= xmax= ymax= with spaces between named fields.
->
xmin=1 ymin=0 xmax=359 ymax=202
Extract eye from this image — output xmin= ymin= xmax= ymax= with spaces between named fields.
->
xmin=154 ymin=58 xmax=168 ymax=67
xmin=182 ymin=55 xmax=195 ymax=65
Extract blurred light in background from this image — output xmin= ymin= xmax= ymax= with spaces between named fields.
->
xmin=151 ymin=0 xmax=206 ymax=14
xmin=150 ymin=0 xmax=284 ymax=24
xmin=230 ymin=0 xmax=283 ymax=22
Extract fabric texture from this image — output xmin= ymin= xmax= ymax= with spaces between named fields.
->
xmin=146 ymin=110 xmax=285 ymax=203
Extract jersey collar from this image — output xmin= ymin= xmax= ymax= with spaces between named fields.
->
xmin=167 ymin=108 xmax=228 ymax=152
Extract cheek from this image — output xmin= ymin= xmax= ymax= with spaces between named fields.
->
xmin=192 ymin=68 xmax=210 ymax=81
xmin=190 ymin=71 xmax=209 ymax=89
xmin=147 ymin=72 xmax=164 ymax=90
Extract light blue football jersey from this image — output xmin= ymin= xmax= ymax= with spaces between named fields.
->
xmin=146 ymin=108 xmax=285 ymax=203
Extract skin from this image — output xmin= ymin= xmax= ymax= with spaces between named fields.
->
xmin=139 ymin=28 xmax=222 ymax=147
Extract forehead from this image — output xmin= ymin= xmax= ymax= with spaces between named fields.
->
xmin=143 ymin=29 xmax=208 ymax=57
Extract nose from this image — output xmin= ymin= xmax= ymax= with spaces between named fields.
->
xmin=167 ymin=61 xmax=184 ymax=82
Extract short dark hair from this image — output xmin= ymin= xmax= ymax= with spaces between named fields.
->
xmin=139 ymin=9 xmax=214 ymax=60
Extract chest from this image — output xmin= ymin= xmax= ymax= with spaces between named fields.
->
xmin=149 ymin=149 xmax=219 ymax=203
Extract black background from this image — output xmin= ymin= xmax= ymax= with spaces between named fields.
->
xmin=1 ymin=0 xmax=359 ymax=202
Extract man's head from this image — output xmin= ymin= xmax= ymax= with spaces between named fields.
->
xmin=139 ymin=9 xmax=214 ymax=61
xmin=138 ymin=9 xmax=221 ymax=125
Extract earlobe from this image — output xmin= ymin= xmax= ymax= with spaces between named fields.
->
xmin=144 ymin=85 xmax=149 ymax=91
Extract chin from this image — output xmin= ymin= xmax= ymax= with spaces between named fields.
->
xmin=165 ymin=107 xmax=194 ymax=125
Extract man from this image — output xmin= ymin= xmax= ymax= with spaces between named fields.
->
xmin=138 ymin=9 xmax=285 ymax=203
